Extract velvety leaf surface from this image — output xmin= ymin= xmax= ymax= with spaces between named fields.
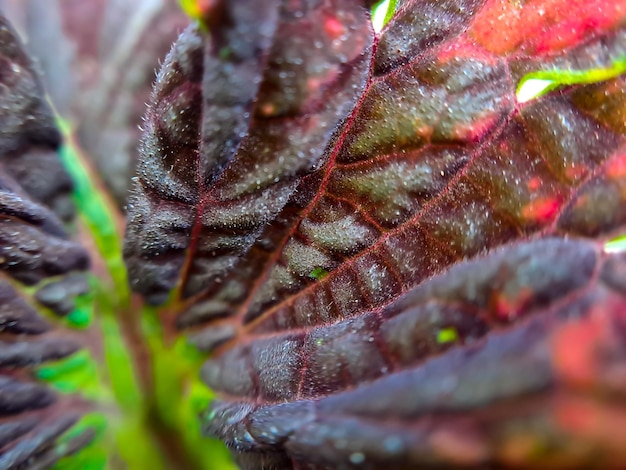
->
xmin=0 ymin=16 xmax=96 ymax=468
xmin=125 ymin=0 xmax=375 ymax=304
xmin=124 ymin=0 xmax=626 ymax=468
xmin=206 ymin=238 xmax=626 ymax=469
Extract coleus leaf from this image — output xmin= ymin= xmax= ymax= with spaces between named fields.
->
xmin=124 ymin=0 xmax=374 ymax=304
xmin=206 ymin=238 xmax=626 ymax=469
xmin=0 ymin=17 xmax=101 ymax=468
xmin=123 ymin=0 xmax=626 ymax=468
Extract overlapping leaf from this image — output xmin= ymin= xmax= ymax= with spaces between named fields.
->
xmin=204 ymin=238 xmax=626 ymax=468
xmin=125 ymin=0 xmax=374 ymax=305
xmin=124 ymin=0 xmax=626 ymax=468
xmin=0 ymin=17 xmax=99 ymax=468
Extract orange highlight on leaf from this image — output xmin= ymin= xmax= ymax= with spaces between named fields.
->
xmin=469 ymin=0 xmax=626 ymax=55
xmin=555 ymin=397 xmax=603 ymax=434
xmin=606 ymin=153 xmax=626 ymax=180
xmin=527 ymin=177 xmax=542 ymax=191
xmin=555 ymin=396 xmax=626 ymax=452
xmin=521 ymin=196 xmax=560 ymax=223
xmin=552 ymin=320 xmax=601 ymax=387
xmin=324 ymin=16 xmax=345 ymax=39
xmin=490 ymin=287 xmax=533 ymax=321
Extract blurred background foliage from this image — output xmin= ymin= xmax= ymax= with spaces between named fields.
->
xmin=0 ymin=1 xmax=238 ymax=468
xmin=1 ymin=0 xmax=188 ymax=208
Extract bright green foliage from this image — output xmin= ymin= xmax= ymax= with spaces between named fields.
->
xmin=517 ymin=55 xmax=626 ymax=102
xmin=56 ymin=120 xmax=167 ymax=469
xmin=309 ymin=267 xmax=329 ymax=280
xmin=66 ymin=293 xmax=95 ymax=329
xmin=436 ymin=327 xmax=459 ymax=344
xmin=52 ymin=414 xmax=108 ymax=470
xmin=141 ymin=308 xmax=237 ymax=470
xmin=36 ymin=350 xmax=103 ymax=399
xmin=55 ymin=118 xmax=235 ymax=469
xmin=98 ymin=309 xmax=170 ymax=469
xmin=605 ymin=233 xmax=626 ymax=253
xmin=371 ymin=0 xmax=399 ymax=32
xmin=58 ymin=120 xmax=129 ymax=306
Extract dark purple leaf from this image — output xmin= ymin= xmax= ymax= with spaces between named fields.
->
xmin=205 ymin=238 xmax=626 ymax=468
xmin=124 ymin=0 xmax=374 ymax=304
xmin=124 ymin=0 xmax=626 ymax=467
xmin=0 ymin=16 xmax=95 ymax=466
